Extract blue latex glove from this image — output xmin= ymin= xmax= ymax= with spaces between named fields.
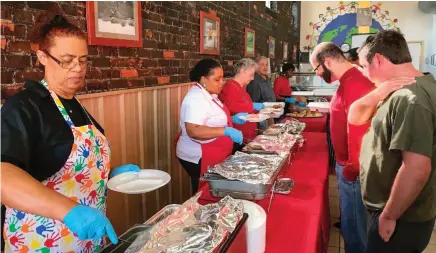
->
xmin=110 ymin=164 xmax=141 ymax=178
xmin=253 ymin=103 xmax=264 ymax=111
xmin=63 ymin=205 xmax=118 ymax=244
xmin=285 ymin=97 xmax=297 ymax=104
xmin=232 ymin=113 xmax=248 ymax=125
xmin=224 ymin=127 xmax=243 ymax=144
xmin=298 ymin=102 xmax=307 ymax=108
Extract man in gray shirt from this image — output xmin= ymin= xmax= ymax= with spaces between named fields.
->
xmin=246 ymin=56 xmax=276 ymax=102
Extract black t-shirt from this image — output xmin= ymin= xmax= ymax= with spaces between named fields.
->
xmin=1 ymin=80 xmax=104 ymax=246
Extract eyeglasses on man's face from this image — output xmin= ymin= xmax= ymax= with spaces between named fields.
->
xmin=44 ymin=51 xmax=90 ymax=70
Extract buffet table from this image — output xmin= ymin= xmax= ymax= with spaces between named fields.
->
xmin=281 ymin=114 xmax=328 ymax=133
xmin=197 ymin=131 xmax=331 ymax=253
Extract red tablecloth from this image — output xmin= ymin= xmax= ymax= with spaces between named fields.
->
xmin=198 ymin=132 xmax=331 ymax=253
xmin=282 ymin=115 xmax=328 ymax=133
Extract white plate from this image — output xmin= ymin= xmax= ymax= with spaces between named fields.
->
xmin=107 ymin=170 xmax=171 ymax=194
xmin=239 ymin=114 xmax=270 ymax=122
xmin=263 ymin=102 xmax=285 ymax=109
xmin=308 ymin=102 xmax=330 ymax=113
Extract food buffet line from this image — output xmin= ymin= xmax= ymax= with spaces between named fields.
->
xmin=102 ymin=100 xmax=331 ymax=253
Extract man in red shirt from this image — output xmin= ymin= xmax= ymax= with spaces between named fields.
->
xmin=310 ymin=42 xmax=375 ymax=253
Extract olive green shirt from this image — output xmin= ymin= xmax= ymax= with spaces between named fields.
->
xmin=360 ymin=74 xmax=436 ymax=222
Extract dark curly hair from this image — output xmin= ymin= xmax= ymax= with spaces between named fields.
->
xmin=189 ymin=59 xmax=222 ymax=82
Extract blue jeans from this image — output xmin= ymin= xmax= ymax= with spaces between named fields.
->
xmin=335 ymin=163 xmax=367 ymax=253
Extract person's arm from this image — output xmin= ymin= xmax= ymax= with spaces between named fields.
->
xmin=185 ymin=123 xmax=225 ymax=140
xmin=1 ymin=163 xmax=78 ymax=221
xmin=342 ymin=79 xmax=374 ymax=180
xmin=381 ymin=152 xmax=431 ymax=221
xmin=246 ymin=80 xmax=261 ymax=103
xmin=348 ymin=77 xmax=416 ymax=125
xmin=219 ymin=84 xmax=253 ymax=115
xmin=378 ymin=102 xmax=433 ymax=241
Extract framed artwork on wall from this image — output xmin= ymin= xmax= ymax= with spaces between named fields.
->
xmin=244 ymin=28 xmax=256 ymax=57
xmin=86 ymin=1 xmax=142 ymax=47
xmin=200 ymin=11 xmax=220 ymax=55
xmin=268 ymin=36 xmax=276 ymax=59
xmin=283 ymin=42 xmax=288 ymax=60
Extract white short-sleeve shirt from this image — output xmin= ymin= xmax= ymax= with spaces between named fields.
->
xmin=176 ymin=85 xmax=229 ymax=163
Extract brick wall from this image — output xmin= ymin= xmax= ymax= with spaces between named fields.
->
xmin=1 ymin=1 xmax=300 ymax=101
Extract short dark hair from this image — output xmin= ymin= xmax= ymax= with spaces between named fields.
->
xmin=189 ymin=59 xmax=222 ymax=82
xmin=32 ymin=14 xmax=86 ymax=51
xmin=361 ymin=30 xmax=412 ymax=64
xmin=315 ymin=42 xmax=346 ymax=63
xmin=282 ymin=63 xmax=295 ymax=73
xmin=348 ymin=48 xmax=359 ymax=61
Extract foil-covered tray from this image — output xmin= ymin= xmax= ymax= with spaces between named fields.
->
xmin=144 ymin=204 xmax=181 ymax=226
xmin=201 ymin=156 xmax=286 ymax=200
xmin=100 ymin=224 xmax=153 ymax=253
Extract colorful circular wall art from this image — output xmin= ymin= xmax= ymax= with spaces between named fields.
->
xmin=304 ymin=1 xmax=400 ymax=51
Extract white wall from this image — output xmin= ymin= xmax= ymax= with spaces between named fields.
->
xmin=423 ymin=14 xmax=436 ymax=76
xmin=300 ymin=1 xmax=432 ymax=52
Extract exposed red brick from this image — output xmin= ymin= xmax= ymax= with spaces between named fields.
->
xmin=8 ymin=41 xmax=31 ymax=53
xmin=1 ymin=22 xmax=14 ymax=31
xmin=1 ymin=71 xmax=14 ymax=83
xmin=1 ymin=55 xmax=31 ymax=68
xmin=145 ymin=29 xmax=153 ymax=39
xmin=138 ymin=69 xmax=153 ymax=77
xmin=120 ymin=69 xmax=139 ymax=78
xmin=163 ymin=51 xmax=175 ymax=59
xmin=1 ymin=40 xmax=6 ymax=50
xmin=1 ymin=84 xmax=24 ymax=99
xmin=14 ymin=70 xmax=44 ymax=83
xmin=157 ymin=76 xmax=170 ymax=85
xmin=30 ymin=43 xmax=39 ymax=52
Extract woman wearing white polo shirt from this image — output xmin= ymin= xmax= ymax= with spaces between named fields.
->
xmin=176 ymin=59 xmax=248 ymax=193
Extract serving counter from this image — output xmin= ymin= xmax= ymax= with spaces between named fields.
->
xmin=197 ymin=131 xmax=331 ymax=253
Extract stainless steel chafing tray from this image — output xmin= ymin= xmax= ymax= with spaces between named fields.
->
xmin=200 ymin=158 xmax=285 ymax=200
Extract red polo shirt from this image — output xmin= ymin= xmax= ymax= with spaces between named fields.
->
xmin=219 ymin=80 xmax=257 ymax=141
xmin=330 ymin=67 xmax=375 ymax=181
xmin=273 ymin=76 xmax=293 ymax=99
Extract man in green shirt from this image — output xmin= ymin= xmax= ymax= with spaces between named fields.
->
xmin=349 ymin=30 xmax=436 ymax=253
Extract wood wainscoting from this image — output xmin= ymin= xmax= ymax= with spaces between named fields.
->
xmin=77 ymin=83 xmax=193 ymax=234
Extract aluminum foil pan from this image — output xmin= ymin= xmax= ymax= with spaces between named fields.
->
xmin=208 ymin=152 xmax=283 ymax=184
xmin=134 ymin=193 xmax=243 ymax=253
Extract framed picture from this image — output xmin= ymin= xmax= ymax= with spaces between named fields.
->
xmin=200 ymin=11 xmax=220 ymax=55
xmin=244 ymin=28 xmax=255 ymax=57
xmin=268 ymin=36 xmax=276 ymax=59
xmin=283 ymin=42 xmax=288 ymax=60
xmin=86 ymin=1 xmax=142 ymax=47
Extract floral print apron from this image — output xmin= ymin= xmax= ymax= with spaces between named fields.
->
xmin=3 ymin=80 xmax=111 ymax=253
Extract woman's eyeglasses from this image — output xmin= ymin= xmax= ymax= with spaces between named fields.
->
xmin=44 ymin=51 xmax=90 ymax=70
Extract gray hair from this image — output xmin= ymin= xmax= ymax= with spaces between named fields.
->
xmin=255 ymin=56 xmax=268 ymax=63
xmin=233 ymin=58 xmax=258 ymax=76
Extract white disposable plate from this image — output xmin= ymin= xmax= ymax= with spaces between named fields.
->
xmin=263 ymin=102 xmax=285 ymax=108
xmin=239 ymin=114 xmax=270 ymax=122
xmin=107 ymin=170 xmax=171 ymax=194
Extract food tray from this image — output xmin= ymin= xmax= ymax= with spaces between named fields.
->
xmin=100 ymin=224 xmax=153 ymax=253
xmin=239 ymin=114 xmax=270 ymax=122
xmin=101 ymin=213 xmax=249 ymax=253
xmin=286 ymin=114 xmax=325 ymax=118
xmin=143 ymin=204 xmax=181 ymax=226
xmin=201 ymin=158 xmax=285 ymax=200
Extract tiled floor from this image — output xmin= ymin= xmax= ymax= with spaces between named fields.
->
xmin=327 ymin=174 xmax=436 ymax=253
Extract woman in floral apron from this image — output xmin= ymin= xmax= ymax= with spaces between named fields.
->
xmin=1 ymin=15 xmax=139 ymax=253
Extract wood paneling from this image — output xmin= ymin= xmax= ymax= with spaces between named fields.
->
xmin=77 ymin=83 xmax=193 ymax=234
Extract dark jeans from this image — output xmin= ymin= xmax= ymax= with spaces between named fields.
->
xmin=178 ymin=158 xmax=201 ymax=195
xmin=336 ymin=163 xmax=367 ymax=253
xmin=366 ymin=210 xmax=435 ymax=253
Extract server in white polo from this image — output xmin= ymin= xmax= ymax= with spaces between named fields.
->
xmin=175 ymin=59 xmax=249 ymax=193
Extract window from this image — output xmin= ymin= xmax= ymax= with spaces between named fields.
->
xmin=265 ymin=1 xmax=277 ymax=11
xmin=291 ymin=2 xmax=299 ymax=30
